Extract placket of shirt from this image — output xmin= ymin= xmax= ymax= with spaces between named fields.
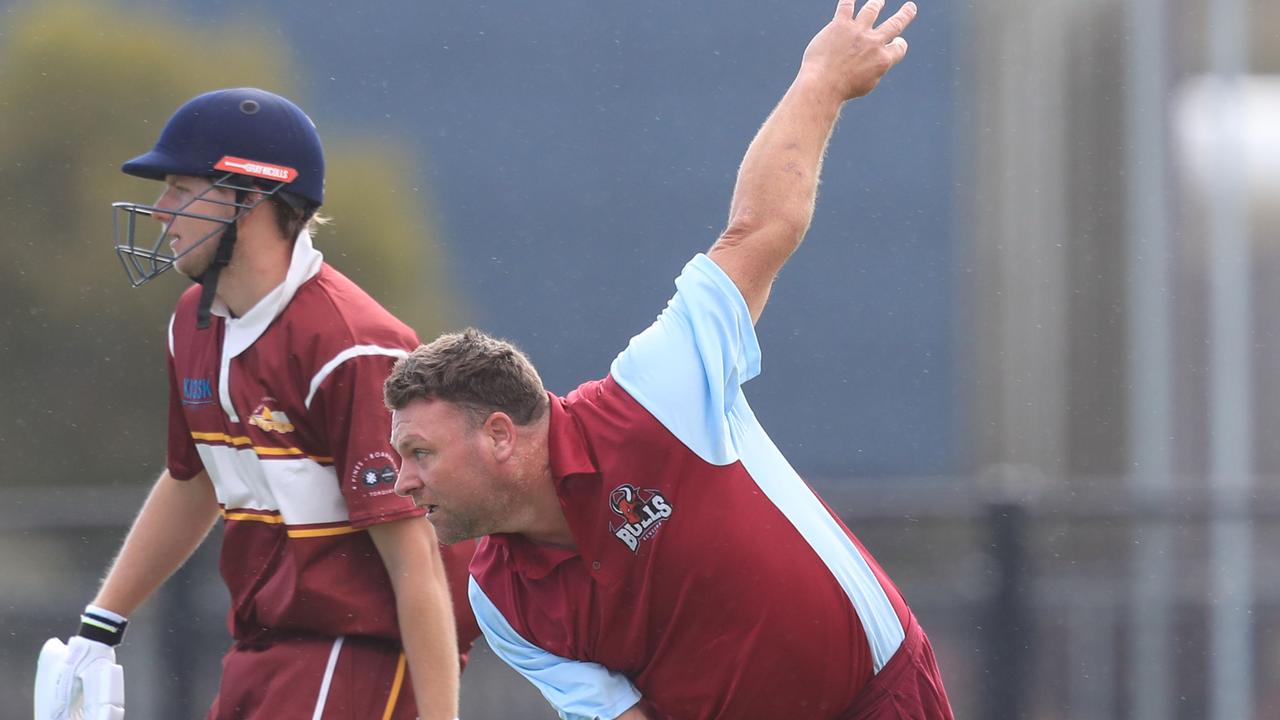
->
xmin=217 ymin=321 xmax=242 ymax=424
xmin=507 ymin=534 xmax=580 ymax=580
xmin=583 ymin=537 xmax=642 ymax=590
xmin=555 ymin=479 xmax=631 ymax=590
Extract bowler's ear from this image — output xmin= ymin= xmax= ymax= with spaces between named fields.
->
xmin=484 ymin=411 xmax=517 ymax=462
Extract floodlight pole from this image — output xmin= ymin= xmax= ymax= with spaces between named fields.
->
xmin=1123 ymin=1 xmax=1174 ymax=718
xmin=1206 ymin=0 xmax=1254 ymax=718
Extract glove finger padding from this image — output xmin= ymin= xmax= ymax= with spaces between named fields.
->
xmin=81 ymin=662 xmax=125 ymax=720
xmin=34 ymin=637 xmax=124 ymax=720
xmin=34 ymin=638 xmax=71 ymax=720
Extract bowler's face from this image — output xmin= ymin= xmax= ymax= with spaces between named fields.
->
xmin=390 ymin=398 xmax=515 ymax=544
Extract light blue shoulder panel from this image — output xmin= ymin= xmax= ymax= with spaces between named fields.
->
xmin=610 ymin=253 xmax=761 ymax=466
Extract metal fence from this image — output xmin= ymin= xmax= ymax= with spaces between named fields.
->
xmin=3 ymin=479 xmax=1276 ymax=719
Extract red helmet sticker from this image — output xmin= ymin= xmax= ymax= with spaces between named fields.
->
xmin=215 ymin=156 xmax=298 ymax=183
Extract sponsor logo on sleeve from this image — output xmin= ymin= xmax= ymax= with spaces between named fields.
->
xmin=248 ymin=398 xmax=295 ymax=434
xmin=181 ymin=377 xmax=215 ymax=406
xmin=350 ymin=451 xmax=399 ymax=497
xmin=608 ymin=484 xmax=673 ymax=552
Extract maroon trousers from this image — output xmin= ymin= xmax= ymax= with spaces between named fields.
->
xmin=207 ymin=636 xmax=416 ymax=720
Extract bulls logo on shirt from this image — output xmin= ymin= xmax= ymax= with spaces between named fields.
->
xmin=608 ymin=483 xmax=673 ymax=552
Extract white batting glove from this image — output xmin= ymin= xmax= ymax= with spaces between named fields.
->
xmin=34 ymin=606 xmax=127 ymax=720
xmin=34 ymin=637 xmax=125 ymax=720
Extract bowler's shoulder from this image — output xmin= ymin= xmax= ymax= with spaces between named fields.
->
xmin=565 ymin=375 xmax=680 ymax=453
xmin=564 ymin=376 xmax=641 ymax=421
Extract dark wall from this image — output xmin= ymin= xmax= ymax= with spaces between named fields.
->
xmin=129 ymin=0 xmax=959 ymax=476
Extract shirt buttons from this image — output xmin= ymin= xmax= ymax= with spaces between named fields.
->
xmin=592 ymin=561 xmax=602 ymax=571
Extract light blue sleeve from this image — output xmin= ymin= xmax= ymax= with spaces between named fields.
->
xmin=469 ymin=577 xmax=643 ymax=720
xmin=610 ymin=254 xmax=761 ymax=465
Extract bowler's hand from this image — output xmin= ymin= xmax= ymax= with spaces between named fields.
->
xmin=800 ymin=0 xmax=916 ymax=101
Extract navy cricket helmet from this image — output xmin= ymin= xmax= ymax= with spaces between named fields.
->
xmin=122 ymin=87 xmax=325 ymax=206
xmin=113 ymin=88 xmax=325 ymax=295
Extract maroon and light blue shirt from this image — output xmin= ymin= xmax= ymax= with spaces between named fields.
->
xmin=469 ymin=255 xmax=912 ymax=720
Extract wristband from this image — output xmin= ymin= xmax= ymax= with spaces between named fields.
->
xmin=78 ymin=604 xmax=129 ymax=647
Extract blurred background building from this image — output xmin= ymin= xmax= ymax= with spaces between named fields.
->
xmin=1 ymin=0 xmax=1276 ymax=718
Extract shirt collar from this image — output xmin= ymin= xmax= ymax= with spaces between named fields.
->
xmin=488 ymin=533 xmax=582 ymax=581
xmin=216 ymin=230 xmax=324 ymax=360
xmin=488 ymin=392 xmax=597 ymax=581
xmin=546 ymin=391 xmax=598 ymax=481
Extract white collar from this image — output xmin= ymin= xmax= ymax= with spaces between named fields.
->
xmin=215 ymin=230 xmax=324 ymax=361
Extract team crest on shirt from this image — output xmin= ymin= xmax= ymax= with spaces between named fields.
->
xmin=608 ymin=484 xmax=673 ymax=552
xmin=248 ymin=398 xmax=295 ymax=434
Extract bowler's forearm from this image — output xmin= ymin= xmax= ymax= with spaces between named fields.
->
xmin=725 ymin=75 xmax=844 ymax=253
xmin=710 ymin=1 xmax=915 ymax=322
xmin=714 ymin=77 xmax=845 ymax=322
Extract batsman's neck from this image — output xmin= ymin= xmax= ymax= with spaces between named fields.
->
xmin=215 ymin=223 xmax=294 ymax=319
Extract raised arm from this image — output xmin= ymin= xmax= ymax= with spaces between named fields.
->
xmin=708 ymin=0 xmax=915 ymax=323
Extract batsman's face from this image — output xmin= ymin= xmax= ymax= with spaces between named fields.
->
xmin=152 ymin=175 xmax=236 ymax=278
xmin=391 ymin=398 xmax=518 ymax=545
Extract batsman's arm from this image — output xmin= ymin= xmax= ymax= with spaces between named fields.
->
xmin=92 ymin=469 xmax=221 ymax=616
xmin=708 ymin=0 xmax=915 ymax=324
xmin=369 ymin=517 xmax=460 ymax=720
xmin=34 ymin=471 xmax=215 ymax=720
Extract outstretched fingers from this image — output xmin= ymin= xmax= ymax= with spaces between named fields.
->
xmin=886 ymin=35 xmax=910 ymax=64
xmin=834 ymin=0 xmax=857 ymax=21
xmin=854 ymin=0 xmax=885 ymax=27
xmin=874 ymin=1 xmax=917 ymax=43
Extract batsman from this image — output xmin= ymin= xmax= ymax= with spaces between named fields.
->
xmin=34 ymin=88 xmax=478 ymax=719
xmin=384 ymin=1 xmax=953 ymax=718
